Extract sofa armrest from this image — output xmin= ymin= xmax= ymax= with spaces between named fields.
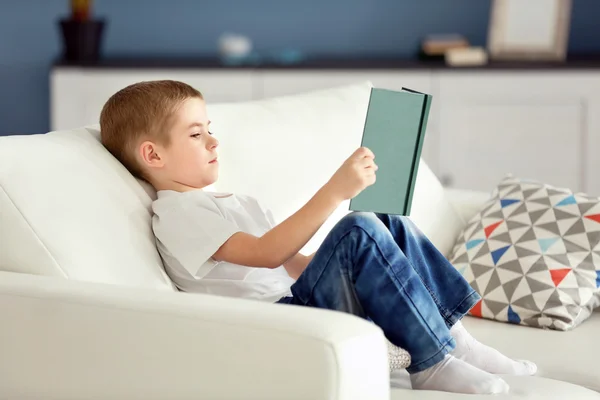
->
xmin=444 ymin=188 xmax=491 ymax=224
xmin=0 ymin=271 xmax=389 ymax=400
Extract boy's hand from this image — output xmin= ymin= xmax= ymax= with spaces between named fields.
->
xmin=325 ymin=147 xmax=378 ymax=201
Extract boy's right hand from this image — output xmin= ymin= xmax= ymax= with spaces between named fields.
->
xmin=325 ymin=147 xmax=378 ymax=201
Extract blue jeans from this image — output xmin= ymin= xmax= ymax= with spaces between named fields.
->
xmin=276 ymin=212 xmax=480 ymax=373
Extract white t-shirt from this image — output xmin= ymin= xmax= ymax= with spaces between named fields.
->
xmin=151 ymin=189 xmax=294 ymax=302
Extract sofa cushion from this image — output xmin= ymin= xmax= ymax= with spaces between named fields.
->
xmin=463 ymin=313 xmax=600 ymax=392
xmin=207 ymin=82 xmax=463 ymax=255
xmin=390 ymin=375 xmax=600 ymax=399
xmin=449 ymin=174 xmax=600 ymax=330
xmin=0 ymin=127 xmax=175 ymax=290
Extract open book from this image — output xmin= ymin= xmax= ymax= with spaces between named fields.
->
xmin=349 ymin=87 xmax=432 ymax=216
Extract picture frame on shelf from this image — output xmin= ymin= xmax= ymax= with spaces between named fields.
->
xmin=488 ymin=0 xmax=572 ymax=61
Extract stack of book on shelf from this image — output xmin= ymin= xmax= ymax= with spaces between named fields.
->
xmin=420 ymin=34 xmax=488 ymax=67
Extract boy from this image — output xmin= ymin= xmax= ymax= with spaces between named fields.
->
xmin=101 ymin=80 xmax=536 ymax=395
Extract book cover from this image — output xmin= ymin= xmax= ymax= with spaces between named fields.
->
xmin=349 ymin=87 xmax=432 ymax=215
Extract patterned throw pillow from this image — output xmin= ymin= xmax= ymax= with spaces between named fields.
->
xmin=449 ymin=175 xmax=600 ymax=331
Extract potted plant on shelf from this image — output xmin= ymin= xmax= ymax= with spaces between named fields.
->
xmin=59 ymin=0 xmax=106 ymax=62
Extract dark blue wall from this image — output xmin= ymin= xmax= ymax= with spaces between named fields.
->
xmin=1 ymin=0 xmax=599 ymax=135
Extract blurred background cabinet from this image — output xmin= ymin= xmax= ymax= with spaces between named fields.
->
xmin=51 ymin=69 xmax=256 ymax=135
xmin=51 ymin=63 xmax=600 ymax=195
xmin=436 ymin=72 xmax=600 ymax=195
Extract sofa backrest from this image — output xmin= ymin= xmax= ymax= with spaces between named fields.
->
xmin=0 ymin=81 xmax=463 ymax=287
xmin=207 ymin=82 xmax=464 ymax=255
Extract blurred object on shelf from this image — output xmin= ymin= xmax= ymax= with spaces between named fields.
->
xmin=488 ymin=0 xmax=572 ymax=61
xmin=269 ymin=49 xmax=306 ymax=65
xmin=445 ymin=47 xmax=488 ymax=67
xmin=218 ymin=33 xmax=254 ymax=64
xmin=420 ymin=34 xmax=470 ymax=60
xmin=71 ymin=0 xmax=92 ymax=21
xmin=59 ymin=0 xmax=105 ymax=62
xmin=216 ymin=32 xmax=307 ymax=67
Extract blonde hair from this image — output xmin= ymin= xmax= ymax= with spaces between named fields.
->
xmin=100 ymin=80 xmax=203 ymax=180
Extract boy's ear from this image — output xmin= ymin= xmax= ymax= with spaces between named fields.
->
xmin=139 ymin=140 xmax=165 ymax=168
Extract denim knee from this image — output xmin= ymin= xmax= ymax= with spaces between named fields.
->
xmin=340 ymin=212 xmax=381 ymax=230
xmin=334 ymin=212 xmax=393 ymax=241
xmin=377 ymin=214 xmax=424 ymax=237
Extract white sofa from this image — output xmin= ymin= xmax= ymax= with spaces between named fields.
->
xmin=0 ymin=82 xmax=598 ymax=399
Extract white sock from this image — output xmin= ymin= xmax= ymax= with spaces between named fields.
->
xmin=451 ymin=320 xmax=537 ymax=376
xmin=410 ymin=354 xmax=510 ymax=394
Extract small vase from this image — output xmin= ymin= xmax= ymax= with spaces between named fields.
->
xmin=59 ymin=19 xmax=106 ymax=62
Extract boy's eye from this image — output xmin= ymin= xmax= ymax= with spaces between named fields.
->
xmin=190 ymin=131 xmax=214 ymax=138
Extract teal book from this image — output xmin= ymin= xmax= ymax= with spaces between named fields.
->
xmin=349 ymin=87 xmax=432 ymax=216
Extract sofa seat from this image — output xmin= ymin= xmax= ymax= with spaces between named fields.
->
xmin=390 ymin=376 xmax=600 ymax=399
xmin=463 ymin=313 xmax=600 ymax=392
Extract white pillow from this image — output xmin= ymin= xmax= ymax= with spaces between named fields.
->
xmin=0 ymin=126 xmax=175 ymax=290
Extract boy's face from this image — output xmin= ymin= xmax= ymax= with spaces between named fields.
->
xmin=144 ymin=97 xmax=219 ymax=191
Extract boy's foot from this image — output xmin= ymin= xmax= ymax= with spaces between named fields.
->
xmin=451 ymin=321 xmax=537 ymax=376
xmin=410 ymin=355 xmax=510 ymax=394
